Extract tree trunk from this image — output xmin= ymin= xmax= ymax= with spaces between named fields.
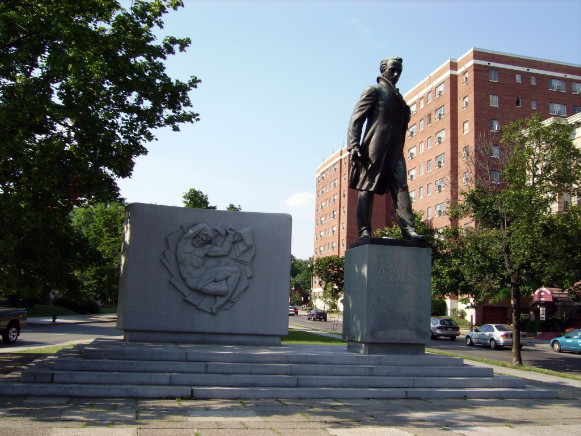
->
xmin=501 ymin=220 xmax=523 ymax=366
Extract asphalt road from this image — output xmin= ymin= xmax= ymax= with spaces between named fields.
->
xmin=2 ymin=317 xmax=579 ymax=376
xmin=290 ymin=313 xmax=581 ymax=374
xmin=2 ymin=321 xmax=123 ymax=351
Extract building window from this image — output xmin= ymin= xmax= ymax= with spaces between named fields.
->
xmin=419 ymin=118 xmax=424 ymax=131
xmin=491 ymin=144 xmax=500 ymax=158
xmin=573 ymin=83 xmax=581 ymax=94
xmin=436 ymin=153 xmax=445 ymax=168
xmin=410 ymin=102 xmax=417 ymax=115
xmin=409 ymin=190 xmax=416 ymax=202
xmin=549 ymin=78 xmax=566 ymax=92
xmin=419 ymin=163 xmax=424 ymax=176
xmin=435 ymin=203 xmax=446 ymax=216
xmin=435 ymin=178 xmax=445 ymax=191
xmin=516 ymin=97 xmax=522 ymax=107
xmin=489 ymin=94 xmax=499 ymax=107
xmin=419 ymin=186 xmax=424 ymax=198
xmin=462 ymin=96 xmax=469 ymax=109
xmin=531 ymin=100 xmax=537 ymax=110
xmin=490 ymin=170 xmax=501 ymax=184
xmin=549 ymin=103 xmax=567 ymax=116
xmin=574 ymin=106 xmax=581 ymax=114
xmin=435 ymin=82 xmax=445 ymax=97
xmin=427 ymin=160 xmax=433 ymax=172
xmin=435 ymin=105 xmax=445 ymax=120
xmin=427 ymin=113 xmax=432 ymax=125
xmin=463 ymin=171 xmax=470 ymax=185
xmin=531 ymin=75 xmax=536 ymax=85
xmin=462 ymin=145 xmax=470 ymax=159
xmin=408 ymin=124 xmax=417 ymax=137
xmin=427 ymin=207 xmax=432 ymax=218
xmin=427 ymin=136 xmax=433 ymax=149
xmin=427 ymin=183 xmax=432 ymax=195
xmin=516 ymin=73 xmax=522 ymax=83
xmin=463 ymin=121 xmax=469 ymax=134
xmin=419 ymin=141 xmax=425 ymax=154
xmin=489 ymin=69 xmax=499 ymax=82
xmin=435 ymin=129 xmax=445 ymax=143
xmin=462 ymin=71 xmax=469 ymax=84
xmin=490 ymin=119 xmax=500 ymax=131
xmin=408 ymin=146 xmax=417 ymax=159
xmin=419 ymin=97 xmax=425 ymax=109
xmin=427 ymin=91 xmax=432 ymax=104
xmin=407 ymin=168 xmax=416 ymax=181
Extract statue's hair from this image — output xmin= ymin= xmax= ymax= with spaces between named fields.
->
xmin=379 ymin=57 xmax=403 ymax=73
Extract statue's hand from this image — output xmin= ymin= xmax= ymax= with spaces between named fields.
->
xmin=351 ymin=147 xmax=363 ymax=164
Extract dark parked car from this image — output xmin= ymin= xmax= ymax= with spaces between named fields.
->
xmin=430 ymin=317 xmax=460 ymax=340
xmin=0 ymin=307 xmax=28 ymax=344
xmin=307 ymin=309 xmax=327 ymax=321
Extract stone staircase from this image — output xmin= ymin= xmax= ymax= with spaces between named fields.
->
xmin=0 ymin=339 xmax=557 ymax=399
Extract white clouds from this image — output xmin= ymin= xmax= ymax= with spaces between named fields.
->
xmin=285 ymin=192 xmax=314 ymax=210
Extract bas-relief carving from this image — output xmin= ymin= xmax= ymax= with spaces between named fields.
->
xmin=162 ymin=222 xmax=255 ymax=314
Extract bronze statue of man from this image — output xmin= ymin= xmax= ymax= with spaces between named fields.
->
xmin=347 ymin=57 xmax=424 ymax=240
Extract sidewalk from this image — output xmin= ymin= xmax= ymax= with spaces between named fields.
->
xmin=0 ymin=318 xmax=577 ymax=434
xmin=26 ymin=313 xmax=117 ymax=326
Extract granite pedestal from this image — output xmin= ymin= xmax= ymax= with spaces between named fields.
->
xmin=117 ymin=203 xmax=292 ymax=346
xmin=343 ymin=239 xmax=431 ymax=354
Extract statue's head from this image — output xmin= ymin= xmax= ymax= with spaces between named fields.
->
xmin=187 ymin=223 xmax=214 ymax=247
xmin=379 ymin=57 xmax=403 ymax=85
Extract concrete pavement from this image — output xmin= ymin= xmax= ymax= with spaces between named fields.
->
xmin=0 ymin=315 xmax=578 ymax=434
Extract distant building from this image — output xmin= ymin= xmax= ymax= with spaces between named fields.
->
xmin=314 ymin=48 xmax=580 ymax=260
xmin=313 ymin=49 xmax=580 ymax=320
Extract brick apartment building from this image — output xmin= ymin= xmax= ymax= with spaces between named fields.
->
xmin=314 ymin=48 xmax=581 ymax=263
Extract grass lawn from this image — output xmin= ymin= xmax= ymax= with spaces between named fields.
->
xmin=282 ymin=329 xmax=345 ymax=345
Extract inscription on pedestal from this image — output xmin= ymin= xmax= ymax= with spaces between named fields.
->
xmin=343 ymin=241 xmax=431 ymax=355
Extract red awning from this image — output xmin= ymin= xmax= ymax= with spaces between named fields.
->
xmin=533 ymin=287 xmax=570 ymax=302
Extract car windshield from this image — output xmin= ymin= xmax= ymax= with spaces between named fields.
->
xmin=439 ymin=319 xmax=457 ymax=326
xmin=495 ymin=325 xmax=512 ymax=331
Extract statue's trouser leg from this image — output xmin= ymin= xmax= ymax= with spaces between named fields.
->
xmin=357 ymin=190 xmax=374 ymax=238
xmin=390 ymin=157 xmax=416 ymax=236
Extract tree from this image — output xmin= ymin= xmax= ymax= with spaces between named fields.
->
xmin=453 ymin=114 xmax=581 ymax=365
xmin=290 ymin=255 xmax=312 ymax=305
xmin=226 ymin=204 xmax=242 ymax=211
xmin=0 ymin=1 xmax=199 ymax=300
xmin=313 ymin=255 xmax=344 ymax=307
xmin=182 ymin=189 xmax=217 ymax=209
xmin=70 ymin=202 xmax=126 ymax=304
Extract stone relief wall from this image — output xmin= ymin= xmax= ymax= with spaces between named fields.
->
xmin=162 ymin=222 xmax=255 ymax=314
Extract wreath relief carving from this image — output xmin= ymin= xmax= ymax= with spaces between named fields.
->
xmin=162 ymin=222 xmax=255 ymax=313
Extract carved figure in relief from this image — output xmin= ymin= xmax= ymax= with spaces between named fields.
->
xmin=347 ymin=57 xmax=424 ymax=240
xmin=163 ymin=222 xmax=255 ymax=313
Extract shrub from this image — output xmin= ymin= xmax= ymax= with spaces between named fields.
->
xmin=53 ymin=297 xmax=100 ymax=314
xmin=431 ymin=299 xmax=447 ymax=316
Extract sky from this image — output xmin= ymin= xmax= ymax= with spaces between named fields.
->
xmin=116 ymin=0 xmax=581 ymax=259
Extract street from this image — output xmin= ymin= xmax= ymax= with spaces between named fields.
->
xmin=0 ymin=321 xmax=122 ymax=351
xmin=2 ymin=317 xmax=579 ymax=376
xmin=289 ymin=313 xmax=581 ymax=374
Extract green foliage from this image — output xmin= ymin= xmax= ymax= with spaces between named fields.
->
xmin=182 ymin=189 xmax=217 ymax=209
xmin=70 ymin=202 xmax=125 ymax=304
xmin=290 ymin=255 xmax=312 ymax=290
xmin=449 ymin=114 xmax=581 ymax=365
xmin=312 ymin=255 xmax=344 ymax=301
xmin=226 ymin=204 xmax=242 ymax=211
xmin=0 ymin=1 xmax=199 ymax=300
xmin=431 ymin=299 xmax=447 ymax=316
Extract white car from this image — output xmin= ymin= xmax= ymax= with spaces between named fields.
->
xmin=465 ymin=324 xmax=527 ymax=349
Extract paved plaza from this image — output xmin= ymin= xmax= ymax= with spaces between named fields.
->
xmin=0 ymin=364 xmax=579 ymax=435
